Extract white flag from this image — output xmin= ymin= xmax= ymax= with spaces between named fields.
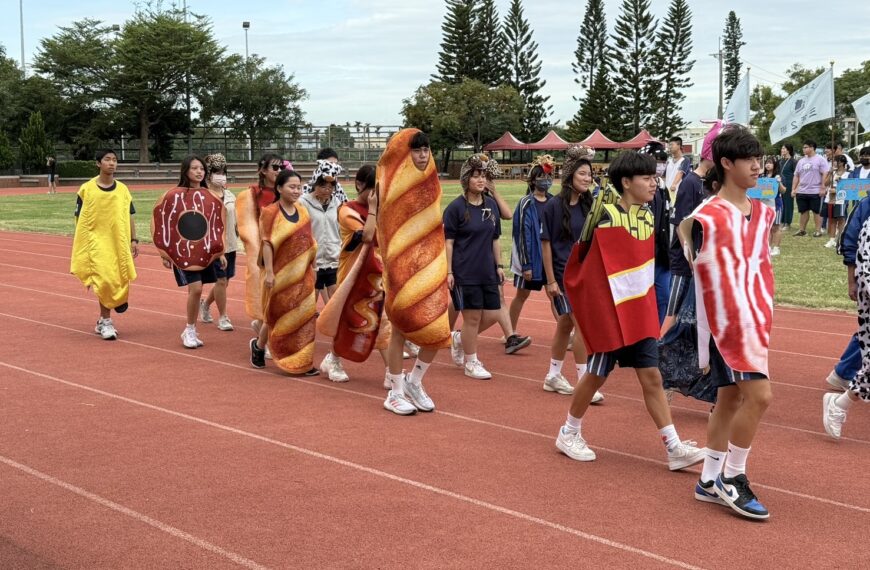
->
xmin=769 ymin=68 xmax=835 ymax=144
xmin=853 ymin=92 xmax=870 ymax=132
xmin=724 ymin=72 xmax=750 ymax=126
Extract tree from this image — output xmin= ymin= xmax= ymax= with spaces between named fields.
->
xmin=610 ymin=0 xmax=658 ymax=138
xmin=18 ymin=112 xmax=53 ymax=173
xmin=474 ymin=0 xmax=507 ymax=87
xmin=113 ymin=6 xmax=225 ymax=162
xmin=749 ymin=84 xmax=784 ymax=154
xmin=502 ymin=0 xmax=552 ymax=140
xmin=0 ymin=44 xmax=25 ymax=134
xmin=649 ymin=0 xmax=695 ymax=138
xmin=572 ymin=0 xmax=608 ymax=92
xmin=722 ymin=11 xmax=745 ymax=100
xmin=566 ymin=63 xmax=616 ymax=140
xmin=402 ymin=79 xmax=523 ymax=171
xmin=0 ymin=131 xmax=14 ymax=171
xmin=433 ymin=0 xmax=482 ymax=84
xmin=199 ymin=54 xmax=307 ymax=154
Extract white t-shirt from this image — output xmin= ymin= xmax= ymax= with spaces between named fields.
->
xmin=859 ymin=166 xmax=870 ymax=179
xmin=665 ymin=156 xmax=689 ymax=191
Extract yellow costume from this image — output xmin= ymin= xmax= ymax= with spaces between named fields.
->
xmin=70 ymin=178 xmax=137 ymax=309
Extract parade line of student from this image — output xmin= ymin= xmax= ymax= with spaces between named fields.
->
xmin=70 ymin=127 xmax=869 ymax=523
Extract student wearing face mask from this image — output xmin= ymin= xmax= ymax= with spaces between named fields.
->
xmin=199 ymin=154 xmax=238 ymax=331
xmin=640 ymin=141 xmax=673 ymax=326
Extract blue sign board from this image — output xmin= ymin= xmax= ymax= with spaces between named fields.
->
xmin=747 ymin=177 xmax=779 ymax=199
xmin=839 ymin=178 xmax=870 ymax=201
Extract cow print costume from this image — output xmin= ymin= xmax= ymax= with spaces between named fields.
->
xmin=851 ymin=216 xmax=870 ymax=401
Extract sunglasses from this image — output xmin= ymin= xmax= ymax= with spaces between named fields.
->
xmin=268 ymin=164 xmax=284 ymax=172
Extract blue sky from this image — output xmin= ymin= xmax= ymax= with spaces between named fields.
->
xmin=4 ymin=0 xmax=869 ymax=131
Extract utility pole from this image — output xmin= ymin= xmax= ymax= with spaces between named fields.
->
xmin=19 ymin=0 xmax=25 ymax=77
xmin=711 ymin=37 xmax=723 ymax=120
xmin=184 ymin=0 xmax=192 ymax=155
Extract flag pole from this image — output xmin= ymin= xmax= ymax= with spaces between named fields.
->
xmin=830 ymin=61 xmax=836 ymax=155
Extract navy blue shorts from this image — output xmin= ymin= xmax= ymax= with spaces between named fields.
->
xmin=513 ymin=273 xmax=545 ymax=291
xmin=315 ymin=267 xmax=338 ymax=290
xmin=587 ymin=338 xmax=659 ymax=378
xmin=173 ymin=264 xmax=217 ymax=287
xmin=451 ymin=284 xmax=500 ymax=311
xmin=213 ymin=251 xmax=236 ymax=280
xmin=708 ymin=337 xmax=768 ymax=385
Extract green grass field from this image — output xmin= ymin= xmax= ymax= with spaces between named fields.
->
xmin=0 ymin=181 xmax=854 ymax=311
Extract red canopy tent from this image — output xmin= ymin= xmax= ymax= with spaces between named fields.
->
xmin=526 ymin=130 xmax=570 ymax=150
xmin=577 ymin=129 xmax=621 ymax=150
xmin=618 ymin=129 xmax=658 ymax=149
xmin=483 ymin=131 xmax=527 ymax=151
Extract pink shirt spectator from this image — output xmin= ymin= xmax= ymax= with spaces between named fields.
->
xmin=794 ymin=154 xmax=830 ymax=195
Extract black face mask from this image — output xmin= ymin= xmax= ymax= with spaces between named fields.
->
xmin=861 ymin=158 xmax=870 ymax=167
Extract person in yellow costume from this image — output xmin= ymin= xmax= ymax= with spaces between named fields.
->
xmin=70 ymin=149 xmax=139 ymax=340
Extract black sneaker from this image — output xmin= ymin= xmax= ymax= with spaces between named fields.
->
xmin=250 ymin=338 xmax=266 ymax=369
xmin=714 ymin=474 xmax=769 ymax=520
xmin=504 ymin=334 xmax=532 ymax=354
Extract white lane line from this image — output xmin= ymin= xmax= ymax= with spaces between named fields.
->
xmin=0 ymin=361 xmax=706 ymax=570
xmin=2 ymin=310 xmax=870 ymax=512
xmin=0 ymin=454 xmax=270 ymax=570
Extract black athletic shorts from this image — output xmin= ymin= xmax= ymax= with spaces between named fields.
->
xmin=315 ymin=267 xmax=338 ymax=289
xmin=173 ymin=265 xmax=217 ymax=287
xmin=795 ymin=194 xmax=822 ymax=214
xmin=213 ymin=251 xmax=236 ymax=280
xmin=587 ymin=338 xmax=659 ymax=378
xmin=451 ymin=283 xmax=501 ymax=311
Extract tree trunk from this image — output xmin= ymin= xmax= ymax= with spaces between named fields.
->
xmin=440 ymin=148 xmax=452 ymax=174
xmin=138 ymin=107 xmax=150 ymax=163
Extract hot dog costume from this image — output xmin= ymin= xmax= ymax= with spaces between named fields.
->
xmin=317 ymin=200 xmax=390 ymax=362
xmin=563 ymin=185 xmax=660 ymax=354
xmin=259 ymin=202 xmax=318 ymax=374
xmin=236 ymin=184 xmax=278 ymax=321
xmin=151 ymin=187 xmax=226 ymax=271
xmin=376 ymin=128 xmax=451 ymax=350
xmin=70 ymin=178 xmax=137 ymax=309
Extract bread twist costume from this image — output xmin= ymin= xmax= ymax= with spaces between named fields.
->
xmin=259 ymin=203 xmax=318 ymax=373
xmin=236 ymin=185 xmax=277 ymax=320
xmin=317 ymin=200 xmax=390 ymax=362
xmin=375 ymin=129 xmax=450 ymax=349
xmin=70 ymin=178 xmax=137 ymax=309
xmin=151 ymin=187 xmax=225 ymax=270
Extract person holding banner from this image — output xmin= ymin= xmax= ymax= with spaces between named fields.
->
xmin=760 ymin=158 xmax=785 ymax=256
xmin=823 ymin=156 xmax=850 ymax=248
xmin=792 ymin=140 xmax=829 ymax=238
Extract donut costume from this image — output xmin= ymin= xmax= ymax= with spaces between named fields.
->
xmin=376 ymin=128 xmax=451 ymax=350
xmin=236 ymin=184 xmax=278 ymax=320
xmin=70 ymin=178 xmax=137 ymax=309
xmin=259 ymin=203 xmax=318 ymax=374
xmin=151 ymin=187 xmax=225 ymax=270
xmin=318 ymin=200 xmax=390 ymax=362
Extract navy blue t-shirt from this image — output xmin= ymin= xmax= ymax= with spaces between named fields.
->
xmin=532 ymin=193 xmax=552 ymax=222
xmin=669 ymin=171 xmax=706 ymax=276
xmin=541 ymin=196 xmax=587 ymax=283
xmin=443 ymin=195 xmax=502 ymax=285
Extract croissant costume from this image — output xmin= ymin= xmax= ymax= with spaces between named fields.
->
xmin=375 ymin=129 xmax=450 ymax=349
xmin=236 ymin=185 xmax=277 ymax=320
xmin=259 ymin=203 xmax=318 ymax=374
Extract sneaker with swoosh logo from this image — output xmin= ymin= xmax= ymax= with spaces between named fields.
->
xmin=714 ymin=474 xmax=769 ymax=520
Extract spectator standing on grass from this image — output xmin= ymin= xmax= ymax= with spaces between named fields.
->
xmin=760 ymin=157 xmax=785 ymax=256
xmin=199 ymin=154 xmax=237 ymax=331
xmin=46 ymin=156 xmax=58 ymax=195
xmin=834 ymin=141 xmax=855 ymax=170
xmin=823 ymin=155 xmax=850 ymax=248
xmin=70 ymin=149 xmax=138 ymax=341
xmin=778 ymin=144 xmax=798 ymax=228
xmin=792 ymin=140 xmax=829 ymax=237
xmin=665 ymin=136 xmax=691 ymax=202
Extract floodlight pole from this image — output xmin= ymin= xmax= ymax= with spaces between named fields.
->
xmin=242 ymin=21 xmax=250 ymax=62
xmin=19 ymin=0 xmax=25 ymax=77
xmin=711 ymin=37 xmax=723 ymax=120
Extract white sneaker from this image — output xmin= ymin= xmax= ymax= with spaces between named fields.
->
xmin=94 ymin=318 xmax=105 ymax=335
xmin=591 ymin=390 xmax=605 ymax=404
xmin=194 ymin=330 xmax=204 ymax=347
xmin=450 ymin=331 xmax=464 ymax=367
xmin=181 ymin=327 xmax=199 ymax=349
xmin=100 ymin=318 xmax=118 ymax=340
xmin=543 ymin=373 xmax=574 ymax=395
xmin=199 ymin=300 xmax=213 ymax=323
xmin=822 ymin=392 xmax=847 ymax=439
xmin=464 ymin=359 xmax=492 ymax=380
xmin=826 ymin=370 xmax=850 ymax=392
xmin=329 ymin=357 xmax=349 ymax=383
xmin=825 ymin=238 xmax=837 ymax=249
xmin=404 ymin=378 xmax=435 ymax=412
xmin=770 ymin=246 xmax=781 ymax=256
xmin=667 ymin=440 xmax=705 ymax=471
xmin=404 ymin=340 xmax=420 ymax=358
xmin=383 ymin=390 xmax=417 ymax=415
xmin=555 ymin=427 xmax=596 ymax=461
xmin=217 ymin=316 xmax=234 ymax=331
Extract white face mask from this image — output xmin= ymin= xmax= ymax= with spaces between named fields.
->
xmin=211 ymin=174 xmax=227 ymax=188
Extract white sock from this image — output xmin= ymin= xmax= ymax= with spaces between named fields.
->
xmin=659 ymin=424 xmax=680 ymax=451
xmin=835 ymin=392 xmax=854 ymax=410
xmin=387 ymin=372 xmax=405 ymax=396
xmin=724 ymin=443 xmax=751 ymax=479
xmin=700 ymin=448 xmax=727 ymax=483
xmin=575 ymin=363 xmax=587 ymax=378
xmin=548 ymin=359 xmax=563 ymax=377
xmin=563 ymin=413 xmax=582 ymax=434
xmin=408 ymin=359 xmax=430 ymax=385
xmin=466 ymin=353 xmax=478 ymax=364
xmin=186 ymin=323 xmax=195 ymax=330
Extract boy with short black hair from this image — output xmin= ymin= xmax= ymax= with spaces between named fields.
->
xmin=682 ymin=125 xmax=775 ymax=520
xmin=70 ymin=149 xmax=138 ymax=340
xmin=666 ymin=136 xmax=691 ymax=198
xmin=555 ymin=151 xmax=703 ymax=470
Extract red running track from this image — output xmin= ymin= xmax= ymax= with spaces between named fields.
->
xmin=0 ymin=230 xmax=868 ymax=569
